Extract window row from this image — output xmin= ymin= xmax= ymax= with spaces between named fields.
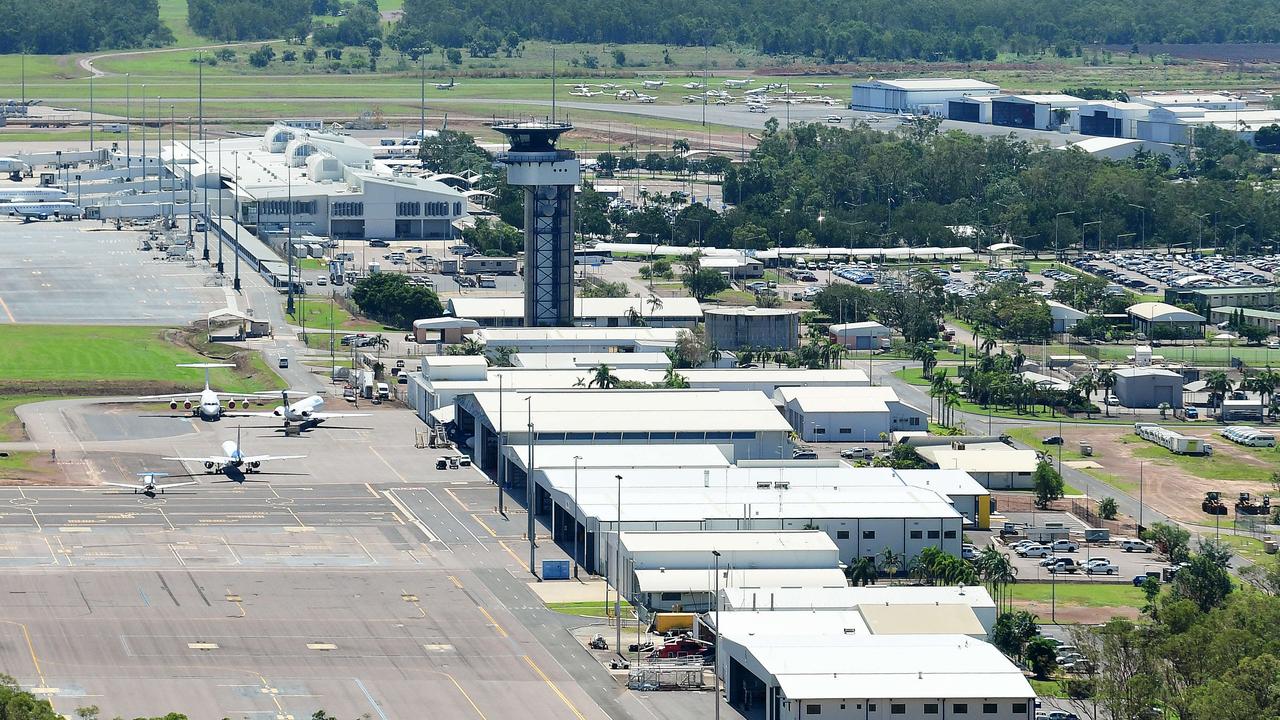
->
xmin=261 ymin=200 xmax=316 ymax=215
xmin=534 ymin=431 xmax=756 ymax=442
xmin=395 ymin=201 xmax=462 ymax=217
xmin=333 ymin=201 xmax=363 ymax=217
xmin=805 ymin=702 xmax=1028 ymax=715
xmin=835 ymin=529 xmax=957 ymax=540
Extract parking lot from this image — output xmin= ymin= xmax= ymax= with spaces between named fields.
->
xmin=1071 ymin=250 xmax=1279 ymax=293
xmin=990 ymin=515 xmax=1171 ymax=585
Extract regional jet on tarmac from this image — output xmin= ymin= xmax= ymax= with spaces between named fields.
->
xmin=227 ymin=390 xmax=368 ymax=429
xmin=165 ymin=427 xmax=305 ymax=474
xmin=138 ymin=363 xmax=274 ymax=421
xmin=105 ymin=472 xmax=197 ymax=496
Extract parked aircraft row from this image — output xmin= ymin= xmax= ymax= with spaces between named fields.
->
xmin=137 ymin=364 xmax=367 ymax=429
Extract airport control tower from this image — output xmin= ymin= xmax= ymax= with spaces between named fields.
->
xmin=493 ymin=121 xmax=579 ymax=327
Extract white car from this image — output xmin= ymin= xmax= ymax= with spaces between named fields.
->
xmin=1051 ymin=540 xmax=1079 ymax=553
xmin=840 ymin=447 xmax=874 ymax=460
xmin=961 ymin=544 xmax=978 ymax=560
xmin=1017 ymin=544 xmax=1052 ymax=558
xmin=1084 ymin=559 xmax=1118 ymax=575
xmin=1120 ymin=539 xmax=1154 ymax=553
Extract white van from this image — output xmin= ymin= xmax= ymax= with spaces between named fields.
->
xmin=376 ymin=382 xmax=390 ymax=400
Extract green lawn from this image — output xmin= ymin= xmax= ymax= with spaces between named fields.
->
xmin=0 ymin=325 xmax=277 ymax=392
xmin=287 ymin=302 xmax=383 ymax=331
xmin=1214 ymin=533 xmax=1269 ymax=562
xmin=1029 ymin=680 xmax=1068 ymax=698
xmin=0 ymin=395 xmax=59 ymax=442
xmin=547 ymin=601 xmax=637 ymax=620
xmin=1119 ymin=435 xmax=1276 ymax=483
xmin=893 ymin=367 xmax=934 ymax=386
xmin=1010 ymin=582 xmax=1146 ymax=609
xmin=0 ymin=451 xmax=41 ymax=475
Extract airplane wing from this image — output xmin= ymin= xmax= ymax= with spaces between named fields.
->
xmin=237 ymin=455 xmax=306 ymax=464
xmin=104 ymin=482 xmax=147 ymax=489
xmin=308 ymin=412 xmax=370 ymax=420
xmin=220 ymin=411 xmax=279 ymax=418
xmin=154 ymin=481 xmax=199 ymax=490
xmin=162 ymin=455 xmax=232 ymax=465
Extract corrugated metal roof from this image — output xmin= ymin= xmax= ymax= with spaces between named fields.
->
xmin=470 ymin=389 xmax=794 ymax=433
xmin=621 ymin=530 xmax=836 ymax=553
xmin=858 ymin=603 xmax=986 ymax=636
xmin=634 ymin=567 xmax=847 ymax=593
xmin=723 ymin=585 xmax=995 ymax=612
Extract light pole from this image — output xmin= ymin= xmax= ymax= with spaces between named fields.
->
xmin=286 ymin=163 xmax=295 ymax=316
xmin=1082 ymin=220 xmax=1101 ymax=252
xmin=1138 ymin=461 xmax=1144 ymax=533
xmin=140 ymin=84 xmax=146 ymax=193
xmin=712 ymin=549 xmax=722 ymax=720
xmin=526 ymin=396 xmax=536 ymax=575
xmin=418 ymin=50 xmax=427 ymax=140
xmin=1127 ymin=203 xmax=1146 ymax=250
xmin=75 ymin=174 xmax=81 ymax=207
xmin=89 ymin=75 xmax=94 ymax=152
xmin=615 ymin=473 xmax=623 ymax=658
xmin=168 ymin=100 xmax=175 ymax=227
xmin=1054 ymin=211 xmax=1075 ymax=259
xmin=233 ymin=151 xmax=242 ymax=291
xmin=572 ymin=455 xmax=581 ymax=579
xmin=1196 ymin=212 xmax=1209 ymax=251
xmin=186 ymin=117 xmax=193 ymax=241
xmin=125 ymin=74 xmax=131 ymax=171
xmin=497 ymin=374 xmax=505 ymax=516
xmin=216 ymin=138 xmax=223 ymax=273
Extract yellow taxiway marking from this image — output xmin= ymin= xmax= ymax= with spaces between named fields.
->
xmin=498 ymin=540 xmax=529 ymax=571
xmin=523 ymin=655 xmax=587 ymax=720
xmin=445 ymin=673 xmax=489 ymax=720
xmin=0 ymin=621 xmax=46 ymax=687
xmin=471 ymin=513 xmax=497 ymax=538
xmin=369 ymin=447 xmax=407 ymax=482
xmin=477 ymin=606 xmax=508 ymax=638
xmin=448 ymin=575 xmax=464 ymax=589
xmin=0 ymin=293 xmax=14 ymax=323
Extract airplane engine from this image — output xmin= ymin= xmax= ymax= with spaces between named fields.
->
xmin=272 ymin=407 xmax=284 ymax=417
xmin=249 ymin=461 xmax=261 ymax=470
xmin=227 ymin=399 xmax=237 ymax=409
xmin=169 ymin=401 xmax=179 ymax=410
xmin=300 ymin=410 xmax=312 ymax=418
xmin=183 ymin=400 xmax=193 ymax=410
xmin=203 ymin=461 xmax=215 ymax=470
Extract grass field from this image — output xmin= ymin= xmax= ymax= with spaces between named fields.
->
xmin=546 ymin=601 xmax=637 ymax=620
xmin=1119 ymin=434 xmax=1276 ymax=483
xmin=0 ymin=395 xmax=59 ymax=442
xmin=1010 ymin=582 xmax=1146 ymax=609
xmin=287 ymin=302 xmax=383 ymax=331
xmin=0 ymin=325 xmax=278 ymax=392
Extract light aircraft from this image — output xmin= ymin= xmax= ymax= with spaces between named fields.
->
xmin=682 ymin=95 xmax=703 ymax=103
xmin=615 ymin=89 xmax=638 ymax=100
xmin=570 ymin=88 xmax=602 ymax=97
xmin=165 ymin=427 xmax=305 ymax=474
xmin=682 ymin=82 xmax=704 ymax=90
xmin=435 ymin=78 xmax=456 ymax=90
xmin=641 ymin=79 xmax=666 ymax=89
xmin=106 ymin=472 xmax=197 ymax=497
xmin=807 ymin=83 xmax=833 ymax=89
xmin=139 ymin=363 xmax=272 ymax=421
xmin=636 ymin=94 xmax=657 ymax=104
xmin=744 ymin=87 xmax=769 ymax=96
xmin=1 ymin=201 xmax=79 ymax=220
xmin=723 ymin=79 xmax=750 ymax=88
xmin=228 ymin=390 xmax=369 ymax=428
xmin=747 ymin=103 xmax=768 ymax=113
xmin=598 ymin=83 xmax=621 ymax=90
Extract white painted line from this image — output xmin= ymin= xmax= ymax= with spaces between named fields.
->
xmin=381 ymin=490 xmax=440 ymax=544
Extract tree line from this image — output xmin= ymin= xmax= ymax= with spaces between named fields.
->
xmin=393 ymin=0 xmax=1280 ymax=62
xmin=0 ymin=0 xmax=172 ymax=53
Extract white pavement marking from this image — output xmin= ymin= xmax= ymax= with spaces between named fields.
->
xmin=381 ymin=490 xmax=440 ymax=544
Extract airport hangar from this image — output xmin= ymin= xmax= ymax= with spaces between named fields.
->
xmin=169 ymin=122 xmax=469 ymax=240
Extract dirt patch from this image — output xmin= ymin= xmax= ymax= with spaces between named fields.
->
xmin=1013 ymin=600 xmax=1141 ymax=624
xmin=1054 ymin=424 xmax=1274 ymax=524
xmin=0 ymin=453 xmax=64 ymax=485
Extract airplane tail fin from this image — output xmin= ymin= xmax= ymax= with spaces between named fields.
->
xmin=177 ymin=362 xmax=235 ymax=390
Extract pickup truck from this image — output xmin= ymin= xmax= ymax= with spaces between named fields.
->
xmin=1084 ymin=558 xmax=1118 ymax=575
xmin=1048 ymin=558 xmax=1080 ymax=573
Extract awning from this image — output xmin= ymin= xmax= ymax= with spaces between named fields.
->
xmin=429 ymin=405 xmax=456 ymax=425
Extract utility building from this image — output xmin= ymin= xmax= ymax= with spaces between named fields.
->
xmin=494 ymin=121 xmax=579 ymax=327
xmin=851 ymin=78 xmax=1000 ymax=114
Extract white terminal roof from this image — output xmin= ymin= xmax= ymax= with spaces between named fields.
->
xmin=865 ymin=78 xmax=999 ymax=92
xmin=723 ymin=584 xmax=995 ymax=612
xmin=447 ymin=296 xmax=703 ymax=320
xmin=700 ymin=256 xmax=763 ymax=269
xmin=504 ymin=443 xmax=732 ymax=470
xmin=620 ymin=530 xmax=837 ymax=554
xmin=427 ymin=367 xmax=659 ymax=392
xmin=703 ymin=306 xmax=798 ymax=317
xmin=540 ymin=465 xmax=982 ymax=495
xmin=858 ymin=603 xmax=987 ymax=636
xmin=635 ymin=568 xmax=848 ymax=594
xmin=423 ymin=355 xmax=488 ymax=369
xmin=426 ymin=366 xmax=870 ymax=394
xmin=590 ymin=242 xmax=745 ymax=257
xmin=470 ymin=389 xmax=794 ymax=434
xmin=1127 ymin=302 xmax=1206 ymax=322
xmin=774 ymin=385 xmax=912 ymax=413
xmin=511 ymin=352 xmax=672 ymax=369
xmin=1046 ymin=299 xmax=1088 ymax=319
xmin=920 ymin=448 xmax=1039 ymax=473
xmin=470 ymin=326 xmax=685 ymax=344
xmin=1002 ymin=93 xmax=1086 ymax=105
xmin=1113 ymin=366 xmax=1183 ymax=379
xmin=755 ymin=246 xmax=975 ymax=260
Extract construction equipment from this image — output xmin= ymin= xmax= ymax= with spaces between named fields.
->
xmin=1236 ymin=492 xmax=1272 ymax=516
xmin=1202 ymin=491 xmax=1228 ymax=515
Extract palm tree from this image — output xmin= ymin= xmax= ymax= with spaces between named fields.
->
xmin=624 ymin=306 xmax=646 ymax=327
xmin=662 ymin=367 xmax=689 ymax=388
xmin=1204 ymin=370 xmax=1233 ymax=415
xmin=928 ymin=370 xmax=949 ymax=423
xmin=588 ymin=363 xmax=620 ymax=389
xmin=1097 ymin=369 xmax=1117 ymax=417
xmin=942 ymin=382 xmax=961 ymax=428
xmin=877 ymin=548 xmax=903 ymax=581
xmin=646 ymin=293 xmax=664 ymax=317
xmin=372 ymin=333 xmax=389 ymax=358
xmin=1244 ymin=368 xmax=1277 ymax=424
xmin=975 ymin=546 xmax=1018 ymax=614
xmin=845 ymin=557 xmax=877 ymax=587
xmin=1073 ymin=372 xmax=1098 ymax=418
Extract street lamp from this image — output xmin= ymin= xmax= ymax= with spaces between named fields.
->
xmin=572 ymin=455 xmax=582 ymax=579
xmin=1054 ymin=211 xmax=1075 ymax=259
xmin=614 ymin=473 xmax=623 ymax=658
xmin=1082 ymin=220 xmax=1101 ymax=252
xmin=712 ymin=549 xmax=722 ymax=720
xmin=1127 ymin=204 xmax=1146 ymax=250
xmin=526 ymin=395 xmax=537 ymax=575
xmin=497 ymin=374 xmax=506 ymax=516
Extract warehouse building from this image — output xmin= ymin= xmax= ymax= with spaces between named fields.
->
xmin=445 ymin=296 xmax=702 ymax=328
xmin=915 ymin=442 xmax=1039 ymax=490
xmin=1167 ymin=286 xmax=1280 ymax=314
xmin=775 ymin=386 xmax=927 ymax=442
xmin=714 ymin=620 xmax=1035 ymax=720
xmin=466 ymin=326 xmax=685 ymax=354
xmin=1127 ymin=302 xmax=1206 ymax=339
xmin=1112 ymin=367 xmax=1185 ymax=409
xmin=704 ymin=307 xmax=800 ymax=350
xmin=456 ymin=389 xmax=795 ymax=473
xmin=722 ymin=585 xmax=998 ymax=636
xmin=990 ymin=94 xmax=1087 ymax=130
xmin=617 ymin=531 xmax=846 ymax=611
xmin=829 ymin=321 xmax=892 ymax=350
xmin=1047 ymin=300 xmax=1088 ymax=333
xmin=946 ymin=95 xmax=994 ymax=124
xmin=1073 ymin=100 xmax=1152 ymax=137
xmin=1134 ymin=92 xmax=1246 ymax=111
xmin=510 ymin=352 xmax=673 ymax=370
xmin=1209 ymin=306 xmax=1280 ymax=336
xmin=700 ymin=255 xmax=765 ymax=279
xmin=851 ymin=78 xmax=1000 ymax=114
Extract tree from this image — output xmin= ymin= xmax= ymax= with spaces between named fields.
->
xmin=1032 ymin=461 xmax=1065 ymax=508
xmin=845 ymin=556 xmax=876 ymax=586
xmin=876 ymin=547 xmax=902 ymax=578
xmin=1026 ymin=637 xmax=1059 ymax=679
xmin=351 ymin=273 xmax=443 ymax=329
xmin=302 ymin=46 xmax=318 ymax=62
xmin=418 ymin=129 xmax=493 ymax=175
xmin=446 ymin=47 xmax=462 ymax=64
xmin=1204 ymin=370 xmax=1233 ymax=413
xmin=671 ymin=328 xmax=710 ymax=368
xmin=1097 ymin=369 xmax=1116 ymax=416
xmin=991 ymin=610 xmax=1039 ymax=662
xmin=248 ymin=45 xmax=276 ymax=67
xmin=1170 ymin=551 xmax=1233 ymax=612
xmin=587 ymin=363 xmax=620 ymax=389
xmin=1097 ymin=496 xmax=1118 ymax=520
xmin=595 ymin=152 xmax=618 ymax=177
xmin=462 ymin=218 xmax=521 ymax=256
xmin=337 ymin=4 xmax=381 ymax=46
xmin=1141 ymin=521 xmax=1191 ymax=563
xmin=682 ymin=268 xmax=729 ymax=300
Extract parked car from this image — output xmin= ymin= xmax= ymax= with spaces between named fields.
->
xmin=961 ymin=544 xmax=978 ymax=560
xmin=1042 ymin=435 xmax=1064 ymax=445
xmin=1050 ymin=540 xmax=1079 ymax=553
xmin=1185 ymin=407 xmax=1199 ymax=419
xmin=1017 ymin=544 xmax=1052 ymax=558
xmin=840 ymin=447 xmax=873 ymax=460
xmin=792 ymin=449 xmax=818 ymax=460
xmin=1120 ymin=539 xmax=1154 ymax=553
xmin=1048 ymin=558 xmax=1080 ymax=573
xmin=1084 ymin=558 xmax=1119 ymax=575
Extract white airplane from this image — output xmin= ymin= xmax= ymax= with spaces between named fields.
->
xmin=641 ymin=79 xmax=666 ymax=89
xmin=0 ymin=187 xmax=66 ymax=203
xmin=807 ymin=83 xmax=833 ymax=89
xmin=682 ymin=95 xmax=702 ymax=103
xmin=436 ymin=78 xmax=456 ymax=90
xmin=570 ymin=88 xmax=601 ymax=97
xmin=744 ymin=87 xmax=769 ymax=96
xmin=682 ymin=82 xmax=704 ymax=90
xmin=106 ymin=472 xmax=197 ymax=497
xmin=228 ymin=390 xmax=369 ymax=428
xmin=165 ymin=427 xmax=305 ymax=474
xmin=615 ymin=89 xmax=638 ymax=100
xmin=1 ymin=201 xmax=79 ymax=220
xmin=747 ymin=104 xmax=768 ymax=113
xmin=599 ymin=83 xmax=621 ymax=90
xmin=723 ymin=79 xmax=751 ymax=88
xmin=636 ymin=94 xmax=657 ymax=103
xmin=139 ymin=363 xmax=271 ymax=421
